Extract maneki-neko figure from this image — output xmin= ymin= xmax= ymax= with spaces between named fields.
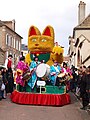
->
xmin=25 ymin=25 xmax=64 ymax=66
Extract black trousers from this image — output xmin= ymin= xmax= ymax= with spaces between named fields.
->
xmin=82 ymin=92 xmax=89 ymax=107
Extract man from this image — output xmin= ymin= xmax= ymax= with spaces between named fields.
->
xmin=5 ymin=54 xmax=13 ymax=72
xmin=80 ymin=67 xmax=89 ymax=110
xmin=86 ymin=66 xmax=90 ymax=109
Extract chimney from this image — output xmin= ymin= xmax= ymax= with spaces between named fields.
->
xmin=78 ymin=1 xmax=86 ymax=24
xmin=12 ymin=19 xmax=15 ymax=31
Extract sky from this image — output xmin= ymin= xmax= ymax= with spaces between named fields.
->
xmin=0 ymin=0 xmax=90 ymax=55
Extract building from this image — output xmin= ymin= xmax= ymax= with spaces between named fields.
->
xmin=68 ymin=1 xmax=90 ymax=68
xmin=21 ymin=44 xmax=28 ymax=57
xmin=0 ymin=20 xmax=23 ymax=68
xmin=63 ymin=55 xmax=70 ymax=63
xmin=0 ymin=48 xmax=5 ymax=65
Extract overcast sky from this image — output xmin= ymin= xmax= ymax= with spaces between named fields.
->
xmin=0 ymin=0 xmax=90 ymax=55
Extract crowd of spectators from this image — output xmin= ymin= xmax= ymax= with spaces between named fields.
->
xmin=70 ymin=65 xmax=90 ymax=110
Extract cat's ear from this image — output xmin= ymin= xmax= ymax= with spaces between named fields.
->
xmin=42 ymin=25 xmax=54 ymax=38
xmin=28 ymin=26 xmax=41 ymax=37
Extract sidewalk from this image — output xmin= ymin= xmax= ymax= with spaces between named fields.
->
xmin=72 ymin=91 xmax=90 ymax=114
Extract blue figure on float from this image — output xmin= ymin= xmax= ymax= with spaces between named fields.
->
xmin=28 ymin=56 xmax=40 ymax=89
xmin=50 ymin=60 xmax=61 ymax=86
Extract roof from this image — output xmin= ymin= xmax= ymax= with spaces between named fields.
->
xmin=73 ymin=14 xmax=90 ymax=37
xmin=0 ymin=20 xmax=4 ymax=27
xmin=75 ymin=14 xmax=90 ymax=29
xmin=0 ymin=20 xmax=23 ymax=39
xmin=0 ymin=48 xmax=5 ymax=52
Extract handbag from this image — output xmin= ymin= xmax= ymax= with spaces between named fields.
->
xmin=1 ymin=83 xmax=5 ymax=91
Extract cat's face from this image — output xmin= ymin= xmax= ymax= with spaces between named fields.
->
xmin=28 ymin=26 xmax=54 ymax=53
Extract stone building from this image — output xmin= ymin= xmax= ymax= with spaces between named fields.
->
xmin=0 ymin=20 xmax=23 ymax=68
xmin=21 ymin=44 xmax=28 ymax=57
xmin=0 ymin=48 xmax=5 ymax=65
xmin=68 ymin=1 xmax=90 ymax=68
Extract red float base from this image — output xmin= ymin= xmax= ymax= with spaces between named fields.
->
xmin=11 ymin=90 xmax=71 ymax=106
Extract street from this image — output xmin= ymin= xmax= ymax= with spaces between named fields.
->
xmin=0 ymin=92 xmax=90 ymax=120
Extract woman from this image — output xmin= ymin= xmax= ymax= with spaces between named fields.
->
xmin=2 ymin=68 xmax=8 ymax=97
xmin=49 ymin=60 xmax=61 ymax=86
xmin=61 ymin=62 xmax=72 ymax=92
xmin=16 ymin=56 xmax=30 ymax=92
xmin=28 ymin=56 xmax=40 ymax=90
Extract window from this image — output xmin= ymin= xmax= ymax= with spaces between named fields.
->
xmin=8 ymin=36 xmax=11 ymax=46
xmin=11 ymin=37 xmax=13 ymax=47
xmin=10 ymin=51 xmax=12 ymax=55
xmin=19 ymin=41 xmax=21 ymax=51
xmin=16 ymin=40 xmax=18 ymax=50
xmin=14 ymin=38 xmax=15 ymax=48
xmin=6 ymin=51 xmax=8 ymax=58
xmin=6 ymin=34 xmax=9 ymax=45
xmin=77 ymin=49 xmax=80 ymax=65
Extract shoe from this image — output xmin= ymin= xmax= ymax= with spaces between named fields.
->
xmin=0 ymin=98 xmax=2 ymax=101
xmin=2 ymin=97 xmax=6 ymax=99
xmin=80 ymin=107 xmax=87 ymax=110
xmin=87 ymin=105 xmax=90 ymax=109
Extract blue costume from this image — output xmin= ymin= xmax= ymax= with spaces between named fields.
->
xmin=28 ymin=61 xmax=40 ymax=89
xmin=50 ymin=65 xmax=61 ymax=85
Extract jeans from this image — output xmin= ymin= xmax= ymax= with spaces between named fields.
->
xmin=0 ymin=90 xmax=4 ymax=98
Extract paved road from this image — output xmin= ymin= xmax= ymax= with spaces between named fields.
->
xmin=0 ymin=92 xmax=90 ymax=120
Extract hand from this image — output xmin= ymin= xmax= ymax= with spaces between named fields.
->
xmin=34 ymin=68 xmax=36 ymax=71
xmin=80 ymin=98 xmax=82 ymax=101
xmin=6 ymin=81 xmax=8 ymax=84
xmin=27 ymin=73 xmax=31 ymax=75
xmin=51 ymin=72 xmax=56 ymax=76
xmin=53 ymin=72 xmax=56 ymax=75
xmin=86 ymin=90 xmax=88 ymax=92
xmin=53 ymin=73 xmax=56 ymax=75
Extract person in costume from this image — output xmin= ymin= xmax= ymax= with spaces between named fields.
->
xmin=5 ymin=54 xmax=13 ymax=72
xmin=16 ymin=56 xmax=30 ymax=92
xmin=7 ymin=69 xmax=14 ymax=94
xmin=61 ymin=62 xmax=72 ymax=91
xmin=49 ymin=60 xmax=61 ymax=86
xmin=62 ymin=62 xmax=72 ymax=75
xmin=28 ymin=56 xmax=40 ymax=90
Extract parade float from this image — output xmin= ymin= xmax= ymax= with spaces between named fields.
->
xmin=11 ymin=25 xmax=71 ymax=106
